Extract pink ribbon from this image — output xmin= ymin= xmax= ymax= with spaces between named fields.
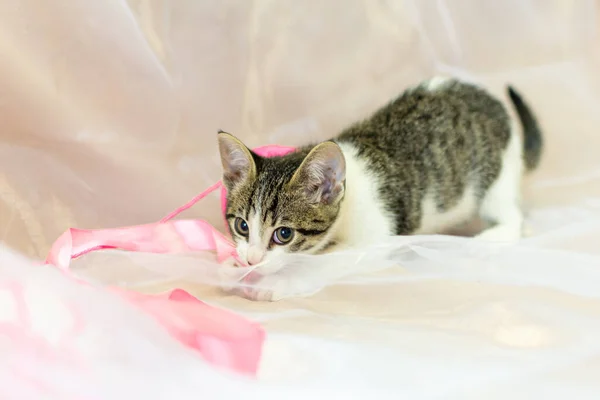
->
xmin=43 ymin=144 xmax=296 ymax=376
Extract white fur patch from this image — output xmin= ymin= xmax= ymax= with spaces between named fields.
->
xmin=246 ymin=212 xmax=265 ymax=265
xmin=475 ymin=124 xmax=525 ymax=242
xmin=425 ymin=76 xmax=452 ymax=91
xmin=248 ymin=212 xmax=262 ymax=247
xmin=415 ymin=186 xmax=479 ymax=235
xmin=332 ymin=143 xmax=394 ymax=247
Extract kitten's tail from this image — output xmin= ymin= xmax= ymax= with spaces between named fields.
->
xmin=507 ymin=85 xmax=543 ymax=171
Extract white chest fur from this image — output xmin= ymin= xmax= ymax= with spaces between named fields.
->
xmin=332 ymin=142 xmax=395 ymax=246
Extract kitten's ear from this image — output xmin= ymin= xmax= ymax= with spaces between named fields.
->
xmin=289 ymin=141 xmax=346 ymax=205
xmin=217 ymin=131 xmax=256 ymax=190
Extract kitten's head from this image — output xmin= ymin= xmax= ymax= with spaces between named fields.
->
xmin=217 ymin=131 xmax=346 ymax=266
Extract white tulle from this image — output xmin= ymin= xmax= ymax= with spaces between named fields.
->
xmin=2 ymin=0 xmax=600 ymax=398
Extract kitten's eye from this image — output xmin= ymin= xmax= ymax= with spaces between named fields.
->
xmin=234 ymin=217 xmax=249 ymax=237
xmin=273 ymin=227 xmax=294 ymax=245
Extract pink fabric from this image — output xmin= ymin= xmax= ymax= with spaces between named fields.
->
xmin=0 ymin=282 xmax=89 ymax=397
xmin=43 ymin=144 xmax=295 ymax=376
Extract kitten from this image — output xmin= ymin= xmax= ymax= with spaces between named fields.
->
xmin=217 ymin=77 xmax=543 ymax=298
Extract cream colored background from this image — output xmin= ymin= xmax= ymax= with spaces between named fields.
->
xmin=2 ymin=1 xmax=600 ymax=398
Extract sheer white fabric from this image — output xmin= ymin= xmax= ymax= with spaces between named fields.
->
xmin=1 ymin=0 xmax=600 ymax=398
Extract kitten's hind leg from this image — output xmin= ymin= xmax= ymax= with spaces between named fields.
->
xmin=475 ymin=128 xmax=524 ymax=242
xmin=476 ymin=202 xmax=523 ymax=242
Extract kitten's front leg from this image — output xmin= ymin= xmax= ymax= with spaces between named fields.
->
xmin=216 ymin=257 xmax=294 ymax=301
xmin=217 ymin=239 xmax=348 ymax=301
xmin=247 ymin=242 xmax=351 ymax=301
xmin=237 ymin=272 xmax=295 ymax=302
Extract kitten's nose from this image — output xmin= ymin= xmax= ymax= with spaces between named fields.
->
xmin=247 ymin=247 xmax=265 ymax=266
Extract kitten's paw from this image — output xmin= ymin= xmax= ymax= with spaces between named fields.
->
xmin=475 ymin=224 xmax=522 ymax=243
xmin=217 ymin=259 xmax=293 ymax=301
xmin=236 ymin=272 xmax=293 ymax=302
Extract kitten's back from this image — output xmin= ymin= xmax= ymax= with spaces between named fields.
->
xmin=334 ymin=79 xmax=515 ymax=235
